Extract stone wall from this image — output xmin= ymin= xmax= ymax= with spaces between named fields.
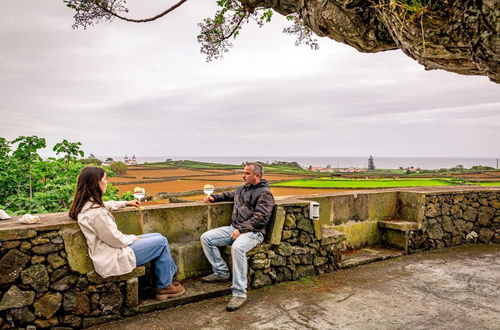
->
xmin=0 ymin=228 xmax=143 ymax=328
xmin=246 ymin=205 xmax=345 ymax=289
xmin=1 ymin=188 xmax=499 ymax=328
xmin=408 ymin=191 xmax=500 ymax=252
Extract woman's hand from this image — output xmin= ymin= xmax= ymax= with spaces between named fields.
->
xmin=126 ymin=200 xmax=140 ymax=207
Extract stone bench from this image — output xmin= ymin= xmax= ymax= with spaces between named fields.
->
xmin=379 ymin=219 xmax=420 ymax=251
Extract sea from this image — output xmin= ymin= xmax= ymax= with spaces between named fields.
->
xmin=102 ymin=156 xmax=500 ymax=170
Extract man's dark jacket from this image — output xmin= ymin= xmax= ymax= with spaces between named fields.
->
xmin=212 ymin=179 xmax=275 ymax=235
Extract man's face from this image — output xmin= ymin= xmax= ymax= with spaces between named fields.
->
xmin=243 ymin=165 xmax=258 ymax=186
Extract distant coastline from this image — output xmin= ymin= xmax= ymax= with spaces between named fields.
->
xmin=99 ymin=156 xmax=499 ymax=170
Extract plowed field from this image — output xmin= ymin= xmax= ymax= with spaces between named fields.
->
xmin=117 ymin=180 xmax=242 ymax=195
xmin=125 ymin=168 xmax=227 ymax=178
xmin=186 ymin=174 xmax=310 ymax=181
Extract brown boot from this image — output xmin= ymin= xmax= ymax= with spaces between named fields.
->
xmin=156 ymin=284 xmax=186 ymax=301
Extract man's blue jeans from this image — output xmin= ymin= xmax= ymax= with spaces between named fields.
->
xmin=129 ymin=233 xmax=177 ymax=289
xmin=200 ymin=225 xmax=264 ymax=298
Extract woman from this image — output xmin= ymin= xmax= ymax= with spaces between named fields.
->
xmin=69 ymin=166 xmax=185 ymax=301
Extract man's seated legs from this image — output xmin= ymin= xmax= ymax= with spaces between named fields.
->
xmin=226 ymin=231 xmax=264 ymax=311
xmin=200 ymin=225 xmax=234 ymax=281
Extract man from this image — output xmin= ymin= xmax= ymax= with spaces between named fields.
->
xmin=200 ymin=162 xmax=275 ymax=311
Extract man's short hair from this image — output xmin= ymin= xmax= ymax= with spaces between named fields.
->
xmin=246 ymin=162 xmax=263 ymax=177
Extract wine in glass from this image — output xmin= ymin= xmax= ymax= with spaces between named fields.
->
xmin=133 ymin=187 xmax=145 ymax=210
xmin=203 ymin=184 xmax=214 ymax=200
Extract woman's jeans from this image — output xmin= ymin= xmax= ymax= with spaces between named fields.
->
xmin=200 ymin=225 xmax=264 ymax=298
xmin=129 ymin=233 xmax=177 ymax=288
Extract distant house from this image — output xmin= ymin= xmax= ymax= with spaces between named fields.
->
xmin=124 ymin=155 xmax=138 ymax=165
xmin=339 ymin=168 xmax=368 ymax=173
xmin=102 ymin=157 xmax=114 ymax=167
xmin=307 ymin=166 xmax=335 ymax=173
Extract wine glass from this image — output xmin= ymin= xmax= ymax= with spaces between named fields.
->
xmin=133 ymin=187 xmax=145 ymax=210
xmin=203 ymin=184 xmax=214 ymax=199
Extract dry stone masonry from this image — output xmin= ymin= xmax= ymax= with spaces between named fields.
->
xmin=0 ymin=229 xmax=142 ymax=328
xmin=408 ymin=191 xmax=500 ymax=251
xmin=246 ymin=205 xmax=345 ymax=288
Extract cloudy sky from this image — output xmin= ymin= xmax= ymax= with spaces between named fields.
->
xmin=1 ymin=0 xmax=499 ymax=161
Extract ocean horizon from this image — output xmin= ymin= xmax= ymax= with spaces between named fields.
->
xmin=100 ymin=155 xmax=500 ymax=170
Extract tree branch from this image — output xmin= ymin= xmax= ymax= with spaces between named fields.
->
xmin=93 ymin=0 xmax=190 ymax=23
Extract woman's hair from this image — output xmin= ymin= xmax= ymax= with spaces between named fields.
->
xmin=69 ymin=166 xmax=106 ymax=219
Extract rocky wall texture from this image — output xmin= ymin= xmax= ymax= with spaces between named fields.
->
xmin=240 ymin=0 xmax=499 ymax=83
xmin=408 ymin=192 xmax=500 ymax=252
xmin=246 ymin=206 xmax=345 ymax=288
xmin=0 ymin=229 xmax=140 ymax=329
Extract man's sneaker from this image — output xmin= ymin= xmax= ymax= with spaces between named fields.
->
xmin=156 ymin=283 xmax=186 ymax=301
xmin=201 ymin=273 xmax=230 ymax=283
xmin=226 ymin=296 xmax=247 ymax=311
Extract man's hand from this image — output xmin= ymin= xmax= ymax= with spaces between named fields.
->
xmin=204 ymin=195 xmax=215 ymax=203
xmin=127 ymin=200 xmax=140 ymax=207
xmin=230 ymin=229 xmax=241 ymax=240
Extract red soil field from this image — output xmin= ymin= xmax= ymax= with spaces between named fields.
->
xmin=116 ymin=180 xmax=242 ymax=196
xmin=124 ymin=168 xmax=222 ymax=178
xmin=188 ymin=174 xmax=309 ymax=181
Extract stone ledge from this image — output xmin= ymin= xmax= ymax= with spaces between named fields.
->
xmin=134 ymin=279 xmax=231 ymax=313
xmin=379 ymin=220 xmax=420 ymax=231
xmin=320 ymin=226 xmax=346 ymax=246
xmin=86 ymin=266 xmax=145 ymax=284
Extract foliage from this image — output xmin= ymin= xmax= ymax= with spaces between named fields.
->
xmin=109 ymin=161 xmax=128 ymax=176
xmin=269 ymin=160 xmax=302 ymax=169
xmin=53 ymin=139 xmax=85 ymax=184
xmin=0 ymin=135 xmax=120 ymax=215
xmin=197 ymin=0 xmax=277 ymax=61
xmin=79 ymin=157 xmax=103 ymax=165
xmin=11 ymin=136 xmax=47 ymax=200
xmin=120 ymin=191 xmax=135 ymax=201
xmin=283 ymin=14 xmax=318 ymax=50
xmin=63 ymin=0 xmax=318 ymax=62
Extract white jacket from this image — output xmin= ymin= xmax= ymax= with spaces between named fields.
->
xmin=77 ymin=200 xmax=137 ymax=278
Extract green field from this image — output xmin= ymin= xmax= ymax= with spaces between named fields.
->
xmin=272 ymin=178 xmax=458 ymax=189
xmin=468 ymin=182 xmax=500 ymax=187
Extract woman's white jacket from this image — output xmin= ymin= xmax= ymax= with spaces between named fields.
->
xmin=77 ymin=201 xmax=136 ymax=278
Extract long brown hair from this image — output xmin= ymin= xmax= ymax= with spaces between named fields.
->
xmin=69 ymin=166 xmax=106 ymax=219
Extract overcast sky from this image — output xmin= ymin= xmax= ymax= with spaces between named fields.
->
xmin=1 ymin=0 xmax=499 ymax=160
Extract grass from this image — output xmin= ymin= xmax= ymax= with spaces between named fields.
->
xmin=467 ymin=182 xmax=500 ymax=187
xmin=273 ymin=178 xmax=458 ymax=189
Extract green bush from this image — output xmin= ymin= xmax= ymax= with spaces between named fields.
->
xmin=109 ymin=161 xmax=127 ymax=176
xmin=0 ymin=136 xmax=120 ymax=215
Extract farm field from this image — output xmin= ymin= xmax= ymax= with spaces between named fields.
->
xmin=109 ymin=164 xmax=499 ymax=203
xmin=469 ymin=182 xmax=500 ymax=186
xmin=182 ymin=174 xmax=310 ymax=181
xmin=273 ymin=178 xmax=458 ymax=189
xmin=125 ymin=168 xmax=225 ymax=178
xmin=116 ymin=180 xmax=242 ymax=196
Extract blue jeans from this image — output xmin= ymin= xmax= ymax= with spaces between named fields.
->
xmin=200 ymin=225 xmax=264 ymax=298
xmin=129 ymin=233 xmax=177 ymax=289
